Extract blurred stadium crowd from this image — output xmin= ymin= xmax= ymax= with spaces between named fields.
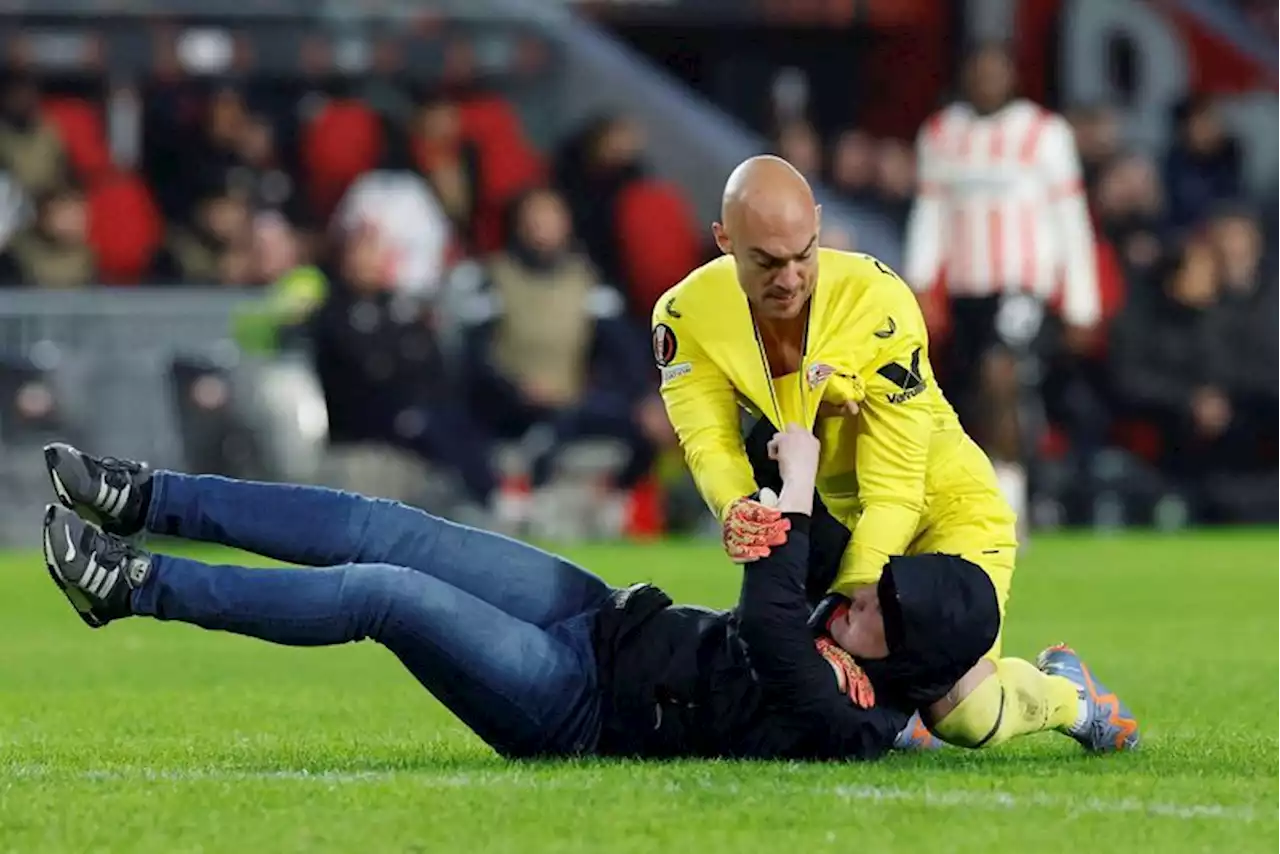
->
xmin=767 ymin=55 xmax=1277 ymax=527
xmin=0 ymin=64 xmax=704 ymax=536
xmin=0 ymin=1 xmax=1274 ymax=539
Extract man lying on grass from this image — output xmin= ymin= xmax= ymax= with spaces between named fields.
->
xmin=39 ymin=427 xmax=1000 ymax=761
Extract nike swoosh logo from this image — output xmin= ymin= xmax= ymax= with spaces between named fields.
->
xmin=664 ymin=297 xmax=682 ymax=319
xmin=63 ymin=525 xmax=76 ymax=563
xmin=874 ymin=317 xmax=896 ymax=339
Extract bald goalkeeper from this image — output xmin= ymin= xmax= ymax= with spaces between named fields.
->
xmin=652 ymin=156 xmax=1139 ymax=754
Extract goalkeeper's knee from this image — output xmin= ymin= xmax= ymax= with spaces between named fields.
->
xmin=930 ymin=657 xmax=1077 ymax=749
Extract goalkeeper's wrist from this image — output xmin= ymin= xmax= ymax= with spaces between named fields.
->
xmin=776 ymin=479 xmax=814 ymax=515
xmin=722 ymin=493 xmax=761 ymax=521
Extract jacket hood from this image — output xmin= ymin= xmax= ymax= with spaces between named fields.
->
xmin=858 ymin=554 xmax=1001 ymax=710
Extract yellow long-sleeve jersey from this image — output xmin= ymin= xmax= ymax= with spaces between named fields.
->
xmin=653 ymin=249 xmax=1017 ymax=595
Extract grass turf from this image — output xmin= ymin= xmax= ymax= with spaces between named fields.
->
xmin=1 ymin=531 xmax=1277 ymax=853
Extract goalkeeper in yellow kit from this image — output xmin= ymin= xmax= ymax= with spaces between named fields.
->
xmin=653 ymin=155 xmax=1138 ymax=753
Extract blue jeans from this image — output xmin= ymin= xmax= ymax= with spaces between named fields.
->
xmin=132 ymin=473 xmax=613 ymax=757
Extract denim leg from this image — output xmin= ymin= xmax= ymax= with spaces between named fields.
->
xmin=131 ymin=555 xmax=601 ymax=757
xmin=146 ymin=472 xmax=613 ymax=627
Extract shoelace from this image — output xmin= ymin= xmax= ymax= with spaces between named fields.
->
xmin=93 ymin=531 xmax=134 ymax=567
xmin=97 ymin=456 xmax=142 ymax=491
xmin=91 ymin=532 xmax=146 ymax=587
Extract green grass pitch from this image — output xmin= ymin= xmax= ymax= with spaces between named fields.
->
xmin=1 ymin=531 xmax=1277 ymax=853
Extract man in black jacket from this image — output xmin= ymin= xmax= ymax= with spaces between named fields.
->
xmin=39 ymin=434 xmax=1111 ymax=760
xmin=312 ymin=223 xmax=499 ymax=514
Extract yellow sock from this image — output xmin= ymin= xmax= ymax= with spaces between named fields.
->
xmin=931 ymin=658 xmax=1081 ymax=748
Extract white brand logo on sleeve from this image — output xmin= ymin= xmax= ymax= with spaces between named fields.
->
xmin=660 ymin=362 xmax=693 ymax=385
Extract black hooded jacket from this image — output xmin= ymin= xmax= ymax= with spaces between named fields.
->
xmin=590 ymin=514 xmax=1000 ymax=759
xmin=589 ymin=417 xmax=1001 ymax=758
xmin=591 ymin=514 xmax=910 ymax=760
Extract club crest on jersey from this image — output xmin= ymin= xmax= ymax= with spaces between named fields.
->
xmin=652 ymin=323 xmax=678 ymax=367
xmin=806 ymin=362 xmax=836 ymax=390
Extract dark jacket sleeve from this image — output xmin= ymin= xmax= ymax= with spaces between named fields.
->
xmin=737 ymin=513 xmax=907 ymax=761
xmin=741 ymin=418 xmax=852 ymax=604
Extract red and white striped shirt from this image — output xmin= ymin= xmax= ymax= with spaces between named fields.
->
xmin=904 ymin=99 xmax=1101 ymax=328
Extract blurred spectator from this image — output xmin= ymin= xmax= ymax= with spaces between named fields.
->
xmin=0 ymin=74 xmax=69 ymax=198
xmin=873 ymin=138 xmax=916 ymax=232
xmin=0 ymin=184 xmax=95 ymax=288
xmin=411 ymin=94 xmax=480 ymax=248
xmin=251 ymin=212 xmax=305 ymax=286
xmin=1109 ymin=240 xmax=1231 ymax=482
xmin=554 ymin=113 xmax=700 ymax=321
xmin=332 ymin=168 xmax=452 ymax=297
xmin=188 ymin=85 xmax=251 ymax=207
xmin=232 ymin=214 xmax=327 ymax=354
xmin=1204 ymin=205 xmax=1278 ymax=419
xmin=1067 ymin=104 xmax=1123 ymax=192
xmin=774 ymin=119 xmax=822 ymax=182
xmin=554 ymin=114 xmax=646 ymax=298
xmin=1094 ymin=153 xmax=1167 ymax=285
xmin=227 ymin=114 xmax=298 ymax=220
xmin=1163 ymin=96 xmax=1242 ymax=232
xmin=460 ymin=188 xmax=660 ymax=518
xmin=152 ymin=189 xmax=253 ymax=285
xmin=312 ymin=223 xmax=500 ymax=514
xmin=829 ymin=129 xmax=878 ymax=207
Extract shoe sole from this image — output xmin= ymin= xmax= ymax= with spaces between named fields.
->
xmin=41 ymin=506 xmax=105 ymax=629
xmin=47 ymin=464 xmax=75 ymax=509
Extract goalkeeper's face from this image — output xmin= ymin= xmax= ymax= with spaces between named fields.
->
xmin=830 ymin=586 xmax=890 ymax=660
xmin=718 ymin=205 xmax=822 ymax=321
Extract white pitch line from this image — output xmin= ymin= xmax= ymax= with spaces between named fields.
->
xmin=4 ymin=765 xmax=1262 ymax=823
xmin=829 ymin=784 xmax=1260 ymax=822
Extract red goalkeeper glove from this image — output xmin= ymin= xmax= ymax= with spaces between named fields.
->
xmin=722 ymin=494 xmax=789 ymax=563
xmin=815 ymin=635 xmax=877 ymax=708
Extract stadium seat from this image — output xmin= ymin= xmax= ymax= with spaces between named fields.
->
xmin=41 ymin=97 xmax=112 ymax=183
xmin=457 ymin=95 xmax=525 ymax=148
xmin=458 ymin=95 xmax=543 ymax=251
xmin=86 ymin=170 xmax=162 ymax=284
xmin=301 ymin=99 xmax=384 ymax=220
xmin=615 ymin=180 xmax=701 ymax=317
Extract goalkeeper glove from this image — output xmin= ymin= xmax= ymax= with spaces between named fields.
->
xmin=815 ymin=635 xmax=876 ymax=708
xmin=722 ymin=493 xmax=789 ymax=563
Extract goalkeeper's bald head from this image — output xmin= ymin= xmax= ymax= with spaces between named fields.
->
xmin=713 ymin=155 xmax=821 ymax=321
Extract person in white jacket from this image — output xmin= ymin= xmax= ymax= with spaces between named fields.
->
xmin=332 ymin=169 xmax=453 ymax=299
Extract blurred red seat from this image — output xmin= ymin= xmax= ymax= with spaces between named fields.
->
xmin=41 ymin=97 xmax=112 ymax=183
xmin=457 ymin=95 xmax=544 ymax=251
xmin=615 ymin=179 xmax=701 ymax=316
xmin=301 ymin=99 xmax=384 ymax=220
xmin=458 ymin=95 xmax=524 ymax=148
xmin=86 ymin=170 xmax=162 ymax=285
